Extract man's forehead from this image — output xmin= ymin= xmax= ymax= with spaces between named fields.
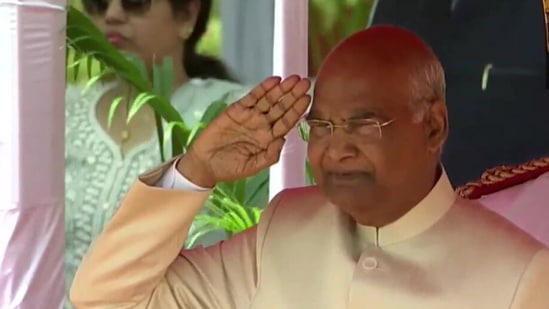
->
xmin=308 ymin=107 xmax=383 ymax=120
xmin=309 ymin=26 xmax=435 ymax=119
xmin=314 ymin=67 xmax=408 ymax=100
xmin=309 ymin=91 xmax=389 ymax=119
xmin=326 ymin=26 xmax=428 ymax=59
xmin=316 ymin=25 xmax=433 ymax=81
xmin=310 ymin=73 xmax=411 ymax=120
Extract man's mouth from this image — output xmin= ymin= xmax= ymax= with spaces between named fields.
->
xmin=326 ymin=171 xmax=374 ymax=185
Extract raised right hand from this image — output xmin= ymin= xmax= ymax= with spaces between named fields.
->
xmin=177 ymin=75 xmax=311 ymax=188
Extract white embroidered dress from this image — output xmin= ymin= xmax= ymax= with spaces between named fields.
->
xmin=64 ymin=78 xmax=248 ymax=308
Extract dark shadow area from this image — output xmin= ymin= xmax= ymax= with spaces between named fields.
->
xmin=371 ymin=0 xmax=549 ymax=185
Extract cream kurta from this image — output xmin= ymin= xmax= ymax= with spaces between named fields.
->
xmin=71 ymin=160 xmax=549 ymax=308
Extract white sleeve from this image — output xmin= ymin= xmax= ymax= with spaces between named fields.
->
xmin=156 ymin=157 xmax=211 ymax=192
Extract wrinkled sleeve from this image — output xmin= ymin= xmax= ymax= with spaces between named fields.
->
xmin=70 ymin=159 xmax=277 ymax=309
xmin=510 ymin=250 xmax=549 ymax=308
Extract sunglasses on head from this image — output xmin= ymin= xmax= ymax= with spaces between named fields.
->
xmin=83 ymin=0 xmax=152 ymax=15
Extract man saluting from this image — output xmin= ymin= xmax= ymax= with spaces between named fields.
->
xmin=71 ymin=26 xmax=549 ymax=308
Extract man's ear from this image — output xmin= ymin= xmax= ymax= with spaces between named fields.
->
xmin=425 ymin=100 xmax=448 ymax=154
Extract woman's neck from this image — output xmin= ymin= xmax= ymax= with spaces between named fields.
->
xmin=102 ymin=61 xmax=189 ymax=95
xmin=172 ymin=64 xmax=189 ymax=91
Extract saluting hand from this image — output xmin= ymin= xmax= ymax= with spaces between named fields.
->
xmin=177 ymin=75 xmax=311 ymax=188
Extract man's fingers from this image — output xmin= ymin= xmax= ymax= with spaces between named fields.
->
xmin=255 ymin=75 xmax=303 ymax=112
xmin=239 ymin=76 xmax=282 ymax=108
xmin=272 ymin=94 xmax=311 ymax=138
xmin=263 ymin=137 xmax=286 ymax=167
xmin=225 ymin=75 xmax=310 ymax=138
xmin=286 ymin=77 xmax=311 ymax=97
xmin=266 ymin=78 xmax=311 ymax=123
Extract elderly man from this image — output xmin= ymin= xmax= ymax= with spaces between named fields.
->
xmin=71 ymin=26 xmax=549 ymax=308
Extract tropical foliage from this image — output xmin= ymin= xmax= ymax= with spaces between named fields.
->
xmin=66 ymin=6 xmax=266 ymax=248
xmin=309 ymin=0 xmax=374 ymax=74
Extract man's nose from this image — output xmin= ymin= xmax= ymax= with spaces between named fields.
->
xmin=105 ymin=0 xmax=127 ymax=23
xmin=326 ymin=132 xmax=357 ymax=161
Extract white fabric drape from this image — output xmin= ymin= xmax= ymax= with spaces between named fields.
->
xmin=0 ymin=0 xmax=66 ymax=307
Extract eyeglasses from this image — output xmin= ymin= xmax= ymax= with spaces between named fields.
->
xmin=299 ymin=118 xmax=396 ymax=142
xmin=83 ymin=0 xmax=151 ymax=15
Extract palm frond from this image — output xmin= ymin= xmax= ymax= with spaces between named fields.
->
xmin=66 ymin=6 xmax=270 ymax=249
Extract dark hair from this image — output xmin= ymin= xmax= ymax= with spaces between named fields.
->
xmin=173 ymin=0 xmax=237 ymax=82
xmin=83 ymin=0 xmax=238 ymax=82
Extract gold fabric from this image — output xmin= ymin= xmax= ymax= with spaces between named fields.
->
xmin=71 ymin=162 xmax=549 ymax=308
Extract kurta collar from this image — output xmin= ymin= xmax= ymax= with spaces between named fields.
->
xmin=357 ymin=168 xmax=456 ymax=247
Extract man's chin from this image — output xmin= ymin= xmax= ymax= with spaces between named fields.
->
xmin=321 ymin=183 xmax=375 ymax=207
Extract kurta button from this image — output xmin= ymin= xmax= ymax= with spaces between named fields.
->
xmin=362 ymin=257 xmax=378 ymax=270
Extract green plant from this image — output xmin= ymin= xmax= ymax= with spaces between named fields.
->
xmin=66 ymin=6 xmax=266 ymax=247
xmin=187 ymin=170 xmax=268 ymax=247
xmin=309 ymin=0 xmax=375 ymax=74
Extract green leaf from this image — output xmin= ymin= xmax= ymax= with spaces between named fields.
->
xmin=186 ymin=123 xmax=205 ymax=147
xmin=152 ymin=60 xmax=162 ymax=95
xmin=163 ymin=121 xmax=189 ymax=156
xmin=160 ymin=57 xmax=175 ymax=98
xmin=86 ymin=55 xmax=95 ymax=79
xmin=226 ymin=211 xmax=249 ymax=232
xmin=185 ymin=228 xmax=212 ymax=249
xmin=82 ymin=70 xmax=108 ymax=94
xmin=107 ymin=96 xmax=124 ymax=128
xmin=244 ymin=171 xmax=269 ymax=206
xmin=123 ymin=53 xmax=149 ymax=81
xmin=185 ymin=101 xmax=228 ymax=147
xmin=233 ymin=180 xmax=247 ymax=204
xmin=202 ymin=191 xmax=264 ymax=236
xmin=305 ymin=160 xmax=316 ymax=185
xmin=71 ymin=52 xmax=83 ymax=81
xmin=200 ymin=101 xmax=228 ymax=123
xmin=127 ymin=92 xmax=157 ymax=123
xmin=227 ymin=199 xmax=254 ymax=228
xmin=298 ymin=120 xmax=310 ymax=142
xmin=154 ymin=112 xmax=166 ymax=161
xmin=193 ymin=215 xmax=227 ymax=230
xmin=346 ymin=0 xmax=370 ymax=35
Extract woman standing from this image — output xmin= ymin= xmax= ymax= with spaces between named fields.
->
xmin=65 ymin=0 xmax=248 ymax=306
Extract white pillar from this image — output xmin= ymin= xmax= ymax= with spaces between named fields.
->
xmin=269 ymin=0 xmax=309 ymax=199
xmin=0 ymin=0 xmax=66 ymax=307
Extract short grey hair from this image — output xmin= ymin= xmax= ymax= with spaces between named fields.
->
xmin=409 ymin=55 xmax=446 ymax=122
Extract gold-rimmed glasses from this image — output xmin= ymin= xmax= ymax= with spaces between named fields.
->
xmin=299 ymin=118 xmax=396 ymax=142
